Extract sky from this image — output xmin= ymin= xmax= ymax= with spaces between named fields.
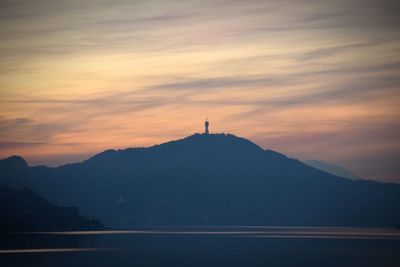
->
xmin=0 ymin=0 xmax=399 ymax=182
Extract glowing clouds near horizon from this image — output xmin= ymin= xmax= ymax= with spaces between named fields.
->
xmin=0 ymin=0 xmax=400 ymax=181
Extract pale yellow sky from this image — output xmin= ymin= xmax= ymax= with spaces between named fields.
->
xmin=0 ymin=0 xmax=400 ymax=181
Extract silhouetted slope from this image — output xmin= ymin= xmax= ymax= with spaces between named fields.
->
xmin=304 ymin=159 xmax=359 ymax=180
xmin=1 ymin=133 xmax=399 ymax=227
xmin=0 ymin=155 xmax=28 ymax=170
xmin=0 ymin=185 xmax=103 ymax=231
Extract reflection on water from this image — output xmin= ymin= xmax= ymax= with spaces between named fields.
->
xmin=0 ymin=248 xmax=109 ymax=254
xmin=1 ymin=226 xmax=400 ymax=267
xmin=30 ymin=226 xmax=400 ymax=239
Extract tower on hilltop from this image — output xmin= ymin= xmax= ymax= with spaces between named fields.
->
xmin=204 ymin=118 xmax=209 ymax=135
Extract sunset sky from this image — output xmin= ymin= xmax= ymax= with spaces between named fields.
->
xmin=0 ymin=0 xmax=399 ymax=182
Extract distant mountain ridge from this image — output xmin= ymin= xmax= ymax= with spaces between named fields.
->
xmin=304 ymin=159 xmax=359 ymax=180
xmin=1 ymin=133 xmax=399 ymax=227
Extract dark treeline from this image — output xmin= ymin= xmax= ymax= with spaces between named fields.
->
xmin=0 ymin=185 xmax=103 ymax=231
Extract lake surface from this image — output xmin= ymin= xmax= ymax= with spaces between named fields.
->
xmin=1 ymin=226 xmax=400 ymax=267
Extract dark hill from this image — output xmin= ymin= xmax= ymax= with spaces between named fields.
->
xmin=0 ymin=185 xmax=103 ymax=231
xmin=0 ymin=155 xmax=28 ymax=169
xmin=1 ymin=133 xmax=399 ymax=227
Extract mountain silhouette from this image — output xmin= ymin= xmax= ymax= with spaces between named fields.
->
xmin=0 ymin=185 xmax=103 ymax=231
xmin=1 ymin=133 xmax=399 ymax=227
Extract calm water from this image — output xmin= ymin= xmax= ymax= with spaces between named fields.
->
xmin=1 ymin=226 xmax=400 ymax=267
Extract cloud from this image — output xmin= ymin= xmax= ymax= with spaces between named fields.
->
xmin=296 ymin=41 xmax=378 ymax=62
xmin=0 ymin=141 xmax=45 ymax=150
xmin=152 ymin=75 xmax=294 ymax=91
